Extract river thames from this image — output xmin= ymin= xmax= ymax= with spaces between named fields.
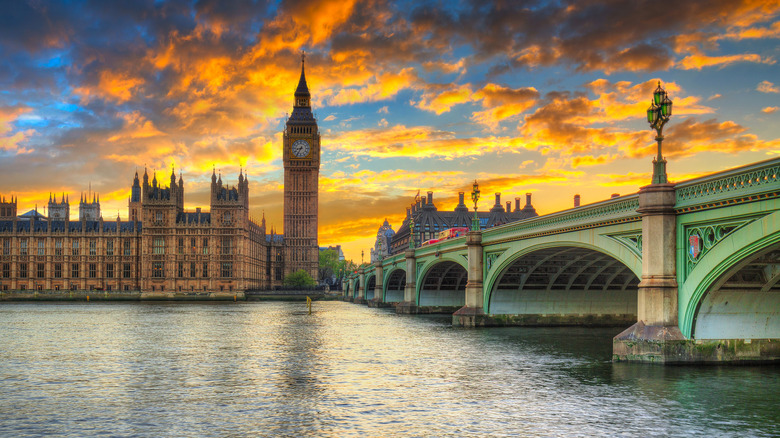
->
xmin=1 ymin=301 xmax=778 ymax=437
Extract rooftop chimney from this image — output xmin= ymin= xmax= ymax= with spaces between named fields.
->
xmin=427 ymin=191 xmax=433 ymax=206
xmin=515 ymin=197 xmax=521 ymax=212
xmin=574 ymin=194 xmax=581 ymax=208
xmin=506 ymin=201 xmax=511 ymax=212
xmin=458 ymin=192 xmax=465 ymax=205
xmin=525 ymin=193 xmax=532 ymax=206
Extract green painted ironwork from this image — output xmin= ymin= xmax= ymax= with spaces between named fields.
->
xmin=606 ymin=232 xmax=643 ymax=258
xmin=675 ymin=158 xmax=780 ymax=209
xmin=683 ymin=217 xmax=760 ymax=279
xmin=485 ymin=250 xmax=506 ymax=271
xmin=482 ymin=195 xmax=640 ymax=244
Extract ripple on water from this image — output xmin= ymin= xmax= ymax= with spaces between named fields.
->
xmin=0 ymin=301 xmax=779 ymax=437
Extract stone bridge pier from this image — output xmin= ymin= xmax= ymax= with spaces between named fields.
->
xmin=367 ymin=260 xmax=387 ymax=308
xmin=613 ymin=183 xmax=683 ymax=362
xmin=354 ymin=268 xmax=366 ymax=304
xmin=396 ymin=249 xmax=418 ymax=313
xmin=453 ymin=231 xmax=486 ymax=326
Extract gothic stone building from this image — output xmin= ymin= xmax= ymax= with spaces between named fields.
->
xmin=0 ymin=58 xmax=319 ymax=294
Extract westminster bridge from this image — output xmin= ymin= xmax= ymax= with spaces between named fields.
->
xmin=343 ymin=157 xmax=780 ymax=364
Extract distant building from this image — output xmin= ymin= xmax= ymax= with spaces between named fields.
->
xmin=320 ymin=245 xmax=345 ymax=261
xmin=389 ymin=191 xmax=538 ymax=254
xmin=371 ymin=219 xmax=395 ymax=262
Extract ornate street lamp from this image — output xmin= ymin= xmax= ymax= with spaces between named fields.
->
xmin=471 ymin=180 xmax=481 ymax=231
xmin=646 ymin=81 xmax=673 ymax=184
xmin=361 ymin=249 xmax=364 ymax=265
xmin=408 ymin=214 xmax=416 ymax=249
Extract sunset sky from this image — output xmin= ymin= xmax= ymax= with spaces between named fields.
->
xmin=1 ymin=0 xmax=779 ymax=262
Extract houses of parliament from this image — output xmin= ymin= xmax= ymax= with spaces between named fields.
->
xmin=0 ymin=58 xmax=320 ymax=294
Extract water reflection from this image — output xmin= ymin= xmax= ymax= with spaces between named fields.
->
xmin=0 ymin=302 xmax=778 ymax=437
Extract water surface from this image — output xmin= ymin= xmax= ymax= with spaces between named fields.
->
xmin=1 ymin=302 xmax=778 ymax=437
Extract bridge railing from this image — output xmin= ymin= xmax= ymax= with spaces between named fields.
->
xmin=674 ymin=157 xmax=780 ymax=210
xmin=482 ymin=194 xmax=641 ymax=244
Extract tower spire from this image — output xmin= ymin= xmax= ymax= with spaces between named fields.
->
xmin=295 ymin=51 xmax=310 ymax=103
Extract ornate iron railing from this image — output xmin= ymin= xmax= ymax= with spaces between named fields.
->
xmin=482 ymin=194 xmax=641 ymax=244
xmin=675 ymin=157 xmax=780 ymax=209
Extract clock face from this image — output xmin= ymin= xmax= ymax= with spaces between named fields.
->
xmin=291 ymin=139 xmax=310 ymax=158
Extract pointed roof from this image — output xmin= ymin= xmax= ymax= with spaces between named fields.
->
xmin=295 ymin=53 xmax=310 ymax=97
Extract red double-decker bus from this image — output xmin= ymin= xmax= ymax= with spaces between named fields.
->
xmin=437 ymin=227 xmax=469 ymax=241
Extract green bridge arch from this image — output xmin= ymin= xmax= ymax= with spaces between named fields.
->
xmin=483 ymin=231 xmax=642 ymax=313
xmin=415 ymin=255 xmax=468 ymax=307
xmin=680 ymin=209 xmax=780 ymax=339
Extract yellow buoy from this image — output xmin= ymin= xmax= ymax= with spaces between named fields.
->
xmin=306 ymin=296 xmax=312 ymax=315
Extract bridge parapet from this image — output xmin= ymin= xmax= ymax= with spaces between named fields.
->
xmin=482 ymin=195 xmax=640 ymax=245
xmin=675 ymin=157 xmax=780 ymax=211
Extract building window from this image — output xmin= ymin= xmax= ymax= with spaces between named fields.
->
xmin=178 ymin=238 xmax=184 ymax=254
xmin=55 ymin=239 xmax=63 ymax=256
xmin=156 ymin=211 xmax=163 ymax=223
xmin=123 ymin=263 xmax=131 ymax=278
xmin=89 ymin=263 xmax=97 ymax=278
xmin=19 ymin=263 xmax=27 ymax=278
xmin=202 ymin=238 xmax=208 ymax=255
xmin=124 ymin=239 xmax=131 ymax=256
xmin=191 ymin=238 xmax=196 ymax=254
xmin=20 ymin=239 xmax=28 ymax=256
xmin=37 ymin=263 xmax=45 ymax=278
xmin=178 ymin=262 xmax=184 ymax=278
xmin=72 ymin=240 xmax=79 ymax=256
xmin=54 ymin=263 xmax=62 ymax=278
xmin=89 ymin=239 xmax=97 ymax=256
xmin=106 ymin=240 xmax=114 ymax=256
xmin=152 ymin=262 xmax=164 ymax=278
xmin=274 ymin=267 xmax=282 ymax=281
xmin=221 ymin=237 xmax=232 ymax=255
xmin=190 ymin=262 xmax=196 ymax=278
xmin=37 ymin=240 xmax=45 ymax=256
xmin=153 ymin=237 xmax=165 ymax=255
xmin=2 ymin=263 xmax=9 ymax=278
xmin=72 ymin=263 xmax=79 ymax=278
xmin=221 ymin=262 xmax=232 ymax=278
xmin=223 ymin=212 xmax=231 ymax=225
xmin=2 ymin=239 xmax=9 ymax=255
xmin=202 ymin=262 xmax=208 ymax=278
xmin=106 ymin=263 xmax=114 ymax=278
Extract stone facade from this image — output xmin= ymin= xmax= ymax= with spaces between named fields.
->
xmin=0 ymin=168 xmax=287 ymax=293
xmin=282 ymin=56 xmax=320 ymax=280
xmin=0 ymin=58 xmax=324 ymax=293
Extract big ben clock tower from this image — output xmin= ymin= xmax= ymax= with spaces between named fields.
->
xmin=283 ymin=55 xmax=320 ymax=280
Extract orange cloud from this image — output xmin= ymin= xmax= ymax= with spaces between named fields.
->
xmin=763 ymin=106 xmax=779 ymax=114
xmin=678 ymin=53 xmax=775 ymax=70
xmin=0 ymin=106 xmax=34 ymax=155
xmin=329 ymin=123 xmax=537 ymax=159
xmin=326 ymin=68 xmax=419 ymax=106
xmin=75 ymin=70 xmax=144 ymax=103
xmin=415 ymin=83 xmax=476 ymax=114
xmin=758 ymin=80 xmax=780 ymax=93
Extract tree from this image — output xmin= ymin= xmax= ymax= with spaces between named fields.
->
xmin=283 ymin=269 xmax=317 ymax=287
xmin=318 ymin=249 xmax=341 ymax=283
